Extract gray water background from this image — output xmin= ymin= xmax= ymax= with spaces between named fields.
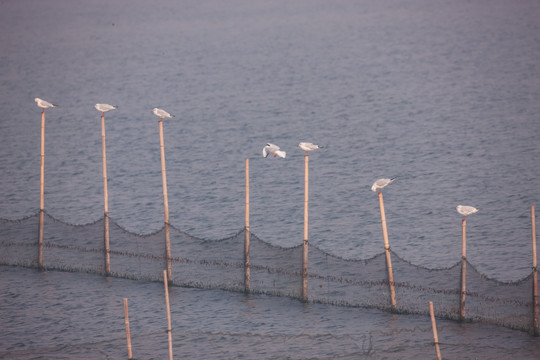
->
xmin=2 ymin=265 xmax=540 ymax=359
xmin=1 ymin=0 xmax=540 ymax=358
xmin=1 ymin=0 xmax=539 ymax=279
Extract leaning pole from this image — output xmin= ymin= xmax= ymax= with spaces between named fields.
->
xmin=378 ymin=190 xmax=397 ymax=311
xmin=372 ymin=178 xmax=397 ymax=311
xmin=158 ymin=118 xmax=172 ymax=282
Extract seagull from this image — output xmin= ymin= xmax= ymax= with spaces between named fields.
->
xmin=35 ymin=98 xmax=57 ymax=109
xmin=94 ymin=104 xmax=117 ymax=113
xmin=152 ymin=107 xmax=174 ymax=119
xmin=263 ymin=143 xmax=286 ymax=158
xmin=298 ymin=142 xmax=323 ymax=155
xmin=371 ymin=178 xmax=396 ymax=192
xmin=456 ymin=205 xmax=479 ymax=219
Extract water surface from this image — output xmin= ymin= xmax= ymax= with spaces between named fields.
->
xmin=1 ymin=0 xmax=539 ymax=357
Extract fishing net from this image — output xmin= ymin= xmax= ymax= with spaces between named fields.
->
xmin=0 ymin=212 xmax=536 ymax=333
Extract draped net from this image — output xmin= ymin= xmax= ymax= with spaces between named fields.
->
xmin=0 ymin=212 xmax=535 ymax=333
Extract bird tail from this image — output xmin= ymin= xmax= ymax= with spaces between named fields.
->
xmin=276 ymin=150 xmax=286 ymax=158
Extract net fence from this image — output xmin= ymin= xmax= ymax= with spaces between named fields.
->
xmin=0 ymin=212 xmax=536 ymax=333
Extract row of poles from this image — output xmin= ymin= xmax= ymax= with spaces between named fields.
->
xmin=247 ymin=157 xmax=538 ymax=335
xmin=36 ymin=101 xmax=175 ymax=279
xmin=35 ymin=100 xmax=538 ymax=337
xmin=121 ymin=269 xmax=444 ymax=360
xmin=122 ymin=270 xmax=173 ymax=360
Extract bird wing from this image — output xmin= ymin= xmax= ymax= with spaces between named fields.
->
xmin=154 ymin=108 xmax=170 ymax=117
xmin=263 ymin=143 xmax=279 ymax=157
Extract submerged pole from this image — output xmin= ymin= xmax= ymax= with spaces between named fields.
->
xmin=158 ymin=119 xmax=172 ymax=282
xmin=123 ymin=298 xmax=133 ymax=359
xmin=302 ymin=154 xmax=309 ymax=302
xmin=532 ymin=205 xmax=538 ymax=336
xmin=163 ymin=270 xmax=173 ymax=360
xmin=429 ymin=301 xmax=442 ymax=360
xmin=378 ymin=191 xmax=397 ymax=310
xmin=460 ymin=217 xmax=467 ymax=321
xmin=244 ymin=158 xmax=250 ymax=293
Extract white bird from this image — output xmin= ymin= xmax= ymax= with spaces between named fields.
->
xmin=456 ymin=205 xmax=479 ymax=218
xmin=263 ymin=143 xmax=286 ymax=158
xmin=35 ymin=98 xmax=57 ymax=109
xmin=298 ymin=142 xmax=323 ymax=155
xmin=371 ymin=178 xmax=396 ymax=192
xmin=152 ymin=107 xmax=174 ymax=119
xmin=94 ymin=104 xmax=117 ymax=113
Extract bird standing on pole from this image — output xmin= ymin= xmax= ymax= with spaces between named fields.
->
xmin=298 ymin=142 xmax=323 ymax=156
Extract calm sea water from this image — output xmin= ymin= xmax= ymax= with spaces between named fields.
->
xmin=1 ymin=0 xmax=540 ymax=358
xmin=2 ymin=266 xmax=540 ymax=359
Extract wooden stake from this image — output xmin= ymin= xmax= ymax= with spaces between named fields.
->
xmin=101 ymin=113 xmax=111 ymax=275
xmin=302 ymin=154 xmax=309 ymax=302
xmin=123 ymin=298 xmax=133 ymax=360
xmin=38 ymin=109 xmax=45 ymax=269
xmin=40 ymin=109 xmax=45 ymax=212
xmin=532 ymin=205 xmax=538 ymax=336
xmin=159 ymin=119 xmax=172 ymax=282
xmin=378 ymin=191 xmax=396 ymax=310
xmin=429 ymin=301 xmax=442 ymax=360
xmin=38 ymin=210 xmax=44 ymax=270
xmin=104 ymin=216 xmax=111 ymax=275
xmin=101 ymin=113 xmax=109 ymax=215
xmin=244 ymin=158 xmax=250 ymax=293
xmin=460 ymin=218 xmax=467 ymax=321
xmin=163 ymin=270 xmax=173 ymax=360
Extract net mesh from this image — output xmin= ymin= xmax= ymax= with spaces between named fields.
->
xmin=0 ymin=212 xmax=536 ymax=333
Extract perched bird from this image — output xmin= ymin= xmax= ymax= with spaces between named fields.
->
xmin=371 ymin=178 xmax=396 ymax=192
xmin=94 ymin=104 xmax=117 ymax=113
xmin=298 ymin=142 xmax=323 ymax=155
xmin=35 ymin=98 xmax=57 ymax=109
xmin=456 ymin=205 xmax=479 ymax=218
xmin=152 ymin=107 xmax=174 ymax=119
xmin=263 ymin=143 xmax=286 ymax=158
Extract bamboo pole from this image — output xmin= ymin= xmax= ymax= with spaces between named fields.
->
xmin=244 ymin=158 xmax=250 ymax=293
xmin=429 ymin=301 xmax=442 ymax=360
xmin=38 ymin=109 xmax=45 ymax=269
xmin=163 ymin=270 xmax=173 ymax=360
xmin=104 ymin=216 xmax=110 ymax=274
xmin=101 ymin=112 xmax=111 ymax=275
xmin=378 ymin=191 xmax=396 ymax=310
xmin=101 ymin=113 xmax=109 ymax=215
xmin=460 ymin=217 xmax=467 ymax=321
xmin=532 ymin=205 xmax=538 ymax=336
xmin=123 ymin=298 xmax=133 ymax=360
xmin=38 ymin=211 xmax=44 ymax=270
xmin=159 ymin=119 xmax=172 ymax=282
xmin=40 ymin=109 xmax=45 ymax=212
xmin=302 ymin=154 xmax=309 ymax=302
